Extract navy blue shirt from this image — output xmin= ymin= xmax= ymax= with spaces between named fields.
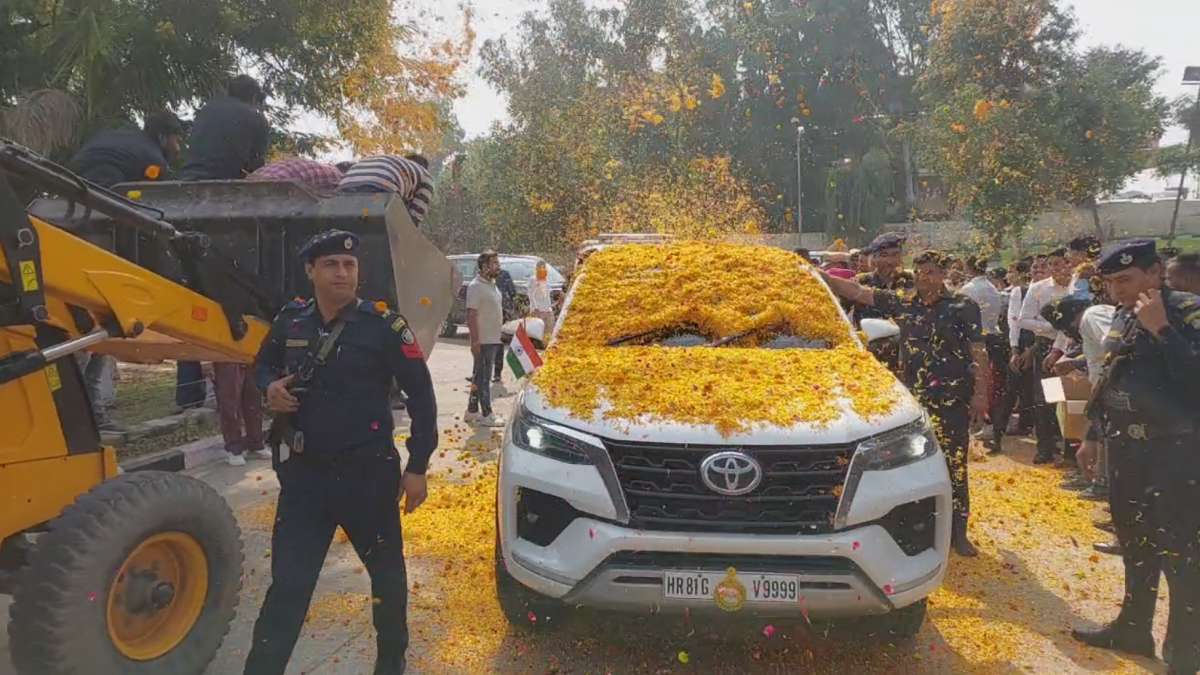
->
xmin=181 ymin=96 xmax=270 ymax=180
xmin=253 ymin=299 xmax=438 ymax=473
xmin=1098 ymin=289 xmax=1200 ymax=435
xmin=68 ymin=128 xmax=171 ymax=187
xmin=871 ymin=288 xmax=984 ymax=405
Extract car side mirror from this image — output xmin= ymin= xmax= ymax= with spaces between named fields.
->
xmin=860 ymin=318 xmax=900 ymax=343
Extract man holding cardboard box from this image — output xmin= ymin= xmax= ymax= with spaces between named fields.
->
xmin=1067 ymin=239 xmax=1200 ymax=674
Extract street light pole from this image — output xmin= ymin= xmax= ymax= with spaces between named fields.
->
xmin=1168 ymin=66 xmax=1200 ymax=247
xmin=791 ymin=118 xmax=805 ymax=244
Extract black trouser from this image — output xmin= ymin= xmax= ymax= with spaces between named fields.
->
xmin=984 ymin=334 xmax=1009 ymax=419
xmin=1031 ymin=337 xmax=1062 ymax=457
xmin=927 ymin=399 xmax=971 ymax=532
xmin=1107 ymin=434 xmax=1200 ymax=672
xmin=991 ymin=360 xmax=1034 ymax=437
xmin=244 ymin=447 xmax=408 ymax=675
xmin=176 ymin=360 xmax=207 ymax=408
xmin=468 ymin=344 xmax=503 ymax=416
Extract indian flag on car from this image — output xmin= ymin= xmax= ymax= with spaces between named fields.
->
xmin=506 ymin=322 xmax=543 ymax=379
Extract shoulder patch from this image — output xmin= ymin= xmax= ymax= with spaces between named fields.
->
xmin=389 ymin=314 xmax=417 ymax=345
xmin=1184 ymin=310 xmax=1200 ymax=330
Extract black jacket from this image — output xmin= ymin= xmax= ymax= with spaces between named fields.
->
xmin=181 ymin=96 xmax=270 ymax=180
xmin=67 ymin=129 xmax=170 ymax=187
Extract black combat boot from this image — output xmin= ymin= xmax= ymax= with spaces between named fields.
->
xmin=373 ymin=654 xmax=407 ymax=675
xmin=1071 ymin=623 xmax=1156 ymax=658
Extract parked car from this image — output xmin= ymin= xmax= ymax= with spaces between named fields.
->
xmin=495 ymin=241 xmax=951 ymax=639
xmin=442 ymin=254 xmax=566 ymax=338
xmin=1100 ymin=190 xmax=1152 ymax=203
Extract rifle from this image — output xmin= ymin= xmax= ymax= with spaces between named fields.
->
xmin=268 ymin=319 xmax=347 ymax=465
xmin=1084 ymin=313 xmax=1140 ymax=420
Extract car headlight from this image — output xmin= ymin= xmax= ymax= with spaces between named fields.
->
xmin=512 ymin=406 xmax=594 ymax=464
xmin=855 ymin=417 xmax=939 ymax=471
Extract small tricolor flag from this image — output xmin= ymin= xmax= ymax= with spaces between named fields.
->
xmin=506 ymin=322 xmax=543 ymax=379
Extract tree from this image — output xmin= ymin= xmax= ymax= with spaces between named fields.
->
xmin=1153 ymin=94 xmax=1200 ymax=180
xmin=0 ymin=0 xmax=473 ymax=158
xmin=1050 ymin=47 xmax=1168 ymax=239
xmin=913 ymin=0 xmax=1078 ymax=249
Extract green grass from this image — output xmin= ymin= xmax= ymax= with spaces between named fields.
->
xmin=108 ymin=363 xmax=186 ymax=426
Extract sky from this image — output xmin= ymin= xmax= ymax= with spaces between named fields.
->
xmin=297 ymin=0 xmax=1200 ymax=191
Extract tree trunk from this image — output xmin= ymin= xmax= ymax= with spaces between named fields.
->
xmin=1089 ymin=198 xmax=1104 ymax=242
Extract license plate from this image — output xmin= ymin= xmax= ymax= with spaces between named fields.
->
xmin=662 ymin=570 xmax=800 ymax=607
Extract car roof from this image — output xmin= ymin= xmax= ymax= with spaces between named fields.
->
xmin=448 ymin=253 xmax=546 ymax=262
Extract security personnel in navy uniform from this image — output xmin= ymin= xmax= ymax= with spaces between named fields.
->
xmin=1069 ymin=239 xmax=1200 ymax=674
xmin=243 ymin=230 xmax=438 ymax=675
xmin=824 ymin=251 xmax=992 ymax=558
xmin=855 ymin=233 xmax=915 ymax=374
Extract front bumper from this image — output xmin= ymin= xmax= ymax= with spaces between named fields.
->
xmin=497 ymin=434 xmax=952 ymax=618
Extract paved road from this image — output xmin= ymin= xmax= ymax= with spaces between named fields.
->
xmin=0 ymin=334 xmax=509 ymax=675
xmin=0 ymin=335 xmax=1174 ymax=674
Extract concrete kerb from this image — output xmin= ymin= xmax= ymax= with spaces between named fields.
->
xmin=114 ymin=407 xmax=236 ymax=474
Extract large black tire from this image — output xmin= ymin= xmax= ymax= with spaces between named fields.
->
xmin=440 ymin=318 xmax=458 ymax=339
xmin=494 ymin=532 xmax=561 ymax=631
xmin=7 ymin=471 xmax=243 ymax=675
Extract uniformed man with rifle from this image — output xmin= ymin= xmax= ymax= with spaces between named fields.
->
xmin=245 ymin=229 xmax=438 ymax=675
xmin=1069 ymin=239 xmax=1200 ymax=675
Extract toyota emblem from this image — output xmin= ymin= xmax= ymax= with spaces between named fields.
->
xmin=699 ymin=451 xmax=763 ymax=496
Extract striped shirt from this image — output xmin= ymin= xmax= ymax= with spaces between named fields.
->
xmin=337 ymin=155 xmax=434 ymax=226
xmin=248 ymin=158 xmax=343 ymax=191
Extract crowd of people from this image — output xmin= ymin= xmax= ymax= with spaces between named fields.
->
xmin=820 ymin=232 xmax=1200 ymax=674
xmin=63 ymin=73 xmax=436 ymax=467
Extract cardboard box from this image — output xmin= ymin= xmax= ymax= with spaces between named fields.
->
xmin=1061 ymin=373 xmax=1091 ymax=401
xmin=1057 ymin=400 xmax=1090 ymax=440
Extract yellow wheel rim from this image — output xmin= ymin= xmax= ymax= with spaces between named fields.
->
xmin=106 ymin=532 xmax=209 ymax=660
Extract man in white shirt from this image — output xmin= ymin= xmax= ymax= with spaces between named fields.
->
xmin=986 ymin=258 xmax=1036 ymax=452
xmin=1015 ymin=248 xmax=1072 ymax=464
xmin=960 ymin=257 xmax=1005 ymax=433
xmin=960 ymin=256 xmax=1004 ymax=334
xmin=464 ymin=251 xmax=506 ymax=427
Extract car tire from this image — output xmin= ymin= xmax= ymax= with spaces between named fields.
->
xmin=494 ymin=531 xmax=561 ymax=631
xmin=439 ymin=319 xmax=458 ymax=338
xmin=854 ymin=598 xmax=927 ymax=640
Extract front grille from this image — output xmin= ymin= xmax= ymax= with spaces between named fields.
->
xmin=606 ymin=551 xmax=854 ymax=573
xmin=604 ymin=440 xmax=854 ymax=535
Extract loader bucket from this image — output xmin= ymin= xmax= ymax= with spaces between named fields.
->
xmin=27 ymin=180 xmax=461 ymax=361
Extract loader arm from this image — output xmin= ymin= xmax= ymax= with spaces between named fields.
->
xmin=0 ymin=139 xmax=272 ymax=538
xmin=0 ymin=139 xmax=271 ymax=383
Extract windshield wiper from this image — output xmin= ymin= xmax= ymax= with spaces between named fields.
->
xmin=607 ymin=324 xmax=707 ymax=346
xmin=709 ymin=322 xmax=785 ymax=347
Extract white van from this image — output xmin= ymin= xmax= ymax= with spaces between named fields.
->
xmin=495 ymin=242 xmax=951 ymax=637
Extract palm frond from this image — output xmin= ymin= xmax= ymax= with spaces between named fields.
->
xmin=2 ymin=88 xmax=81 ymax=153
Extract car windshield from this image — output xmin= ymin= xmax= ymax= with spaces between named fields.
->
xmin=607 ymin=323 xmax=831 ymax=349
xmin=453 ymin=259 xmax=476 ymax=279
xmin=503 ymin=259 xmax=565 ymax=284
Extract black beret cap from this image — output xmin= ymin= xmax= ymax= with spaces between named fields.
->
xmin=299 ymin=229 xmax=360 ymax=262
xmin=865 ymin=233 xmax=906 ymax=255
xmin=1096 ymin=238 xmax=1156 ymax=275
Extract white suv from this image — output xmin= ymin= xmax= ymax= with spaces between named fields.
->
xmin=495 ymin=244 xmax=952 ymax=637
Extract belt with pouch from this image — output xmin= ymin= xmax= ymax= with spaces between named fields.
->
xmin=291 ymin=440 xmax=397 ymax=469
xmin=1106 ymin=421 xmax=1195 ymax=442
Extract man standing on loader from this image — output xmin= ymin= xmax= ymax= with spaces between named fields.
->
xmin=181 ymin=74 xmax=271 ymax=181
xmin=65 ymin=110 xmax=187 ymax=432
xmin=67 ymin=111 xmax=185 ymax=187
xmin=244 ymin=230 xmax=438 ymax=675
